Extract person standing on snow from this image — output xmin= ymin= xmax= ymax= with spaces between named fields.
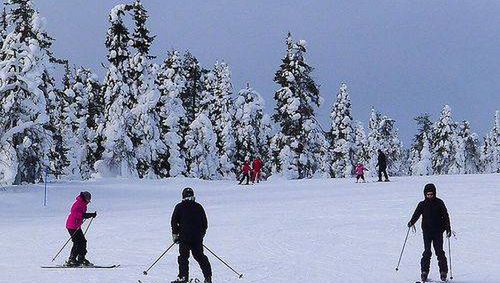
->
xmin=65 ymin=191 xmax=97 ymax=266
xmin=238 ymin=160 xmax=251 ymax=185
xmin=354 ymin=163 xmax=368 ymax=183
xmin=376 ymin=149 xmax=390 ymax=182
xmin=171 ymin=188 xmax=212 ymax=283
xmin=408 ymin=183 xmax=452 ymax=282
xmin=252 ymin=157 xmax=263 ymax=183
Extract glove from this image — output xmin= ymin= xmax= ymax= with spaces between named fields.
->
xmin=407 ymin=221 xmax=413 ymax=228
xmin=172 ymin=233 xmax=180 ymax=244
xmin=446 ymin=229 xmax=452 ymax=238
xmin=84 ymin=212 xmax=97 ymax=218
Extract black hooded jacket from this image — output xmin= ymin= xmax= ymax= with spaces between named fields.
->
xmin=377 ymin=152 xmax=387 ymax=169
xmin=409 ymin=197 xmax=451 ymax=234
xmin=171 ymin=200 xmax=208 ymax=242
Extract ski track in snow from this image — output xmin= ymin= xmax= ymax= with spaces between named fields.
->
xmin=0 ymin=174 xmax=499 ymax=283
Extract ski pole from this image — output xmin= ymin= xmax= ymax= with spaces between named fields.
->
xmin=52 ymin=216 xmax=94 ymax=262
xmin=448 ymin=236 xmax=453 ymax=280
xmin=143 ymin=242 xmax=176 ymax=275
xmin=395 ymin=226 xmax=411 ymax=271
xmin=203 ymin=244 xmax=243 ymax=278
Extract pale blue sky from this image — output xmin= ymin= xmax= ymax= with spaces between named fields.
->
xmin=34 ymin=0 xmax=500 ymax=145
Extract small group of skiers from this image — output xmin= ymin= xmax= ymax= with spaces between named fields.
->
xmin=238 ymin=157 xmax=263 ymax=185
xmin=354 ymin=149 xmax=390 ymax=183
xmin=64 ymin=176 xmax=452 ymax=282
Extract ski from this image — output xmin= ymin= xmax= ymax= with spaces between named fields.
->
xmin=41 ymin=264 xmax=120 ymax=269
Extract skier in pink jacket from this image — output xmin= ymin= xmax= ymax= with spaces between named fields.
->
xmin=65 ymin=191 xmax=96 ymax=266
xmin=355 ymin=163 xmax=368 ymax=183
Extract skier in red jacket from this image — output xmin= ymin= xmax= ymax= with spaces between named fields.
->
xmin=252 ymin=157 xmax=263 ymax=183
xmin=238 ymin=160 xmax=251 ymax=185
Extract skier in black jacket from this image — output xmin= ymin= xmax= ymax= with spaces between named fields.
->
xmin=408 ymin=183 xmax=452 ymax=282
xmin=376 ymin=149 xmax=390 ymax=182
xmin=171 ymin=188 xmax=212 ymax=283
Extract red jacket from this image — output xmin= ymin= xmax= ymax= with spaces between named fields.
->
xmin=253 ymin=159 xmax=263 ymax=171
xmin=242 ymin=162 xmax=251 ymax=174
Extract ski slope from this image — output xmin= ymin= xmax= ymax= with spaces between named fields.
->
xmin=0 ymin=174 xmax=499 ymax=283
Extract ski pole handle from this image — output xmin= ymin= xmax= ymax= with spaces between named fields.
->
xmin=143 ymin=242 xmax=176 ymax=275
xmin=395 ymin=226 xmax=411 ymax=271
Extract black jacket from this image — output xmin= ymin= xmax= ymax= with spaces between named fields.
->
xmin=171 ymin=200 xmax=208 ymax=242
xmin=377 ymin=152 xmax=387 ymax=169
xmin=409 ymin=197 xmax=451 ymax=234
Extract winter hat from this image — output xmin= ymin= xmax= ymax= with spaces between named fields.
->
xmin=182 ymin=187 xmax=195 ymax=200
xmin=80 ymin=191 xmax=91 ymax=202
xmin=423 ymin=183 xmax=436 ymax=196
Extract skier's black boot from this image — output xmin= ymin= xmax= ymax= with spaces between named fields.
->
xmin=440 ymin=271 xmax=447 ymax=282
xmin=77 ymin=256 xmax=93 ymax=267
xmin=171 ymin=276 xmax=188 ymax=283
xmin=65 ymin=257 xmax=79 ymax=267
xmin=204 ymin=276 xmax=212 ymax=283
xmin=421 ymin=271 xmax=428 ymax=282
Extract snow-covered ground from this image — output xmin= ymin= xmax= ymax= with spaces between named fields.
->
xmin=0 ymin=174 xmax=499 ymax=283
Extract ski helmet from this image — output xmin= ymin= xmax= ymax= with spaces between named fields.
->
xmin=80 ymin=191 xmax=91 ymax=202
xmin=423 ymin=183 xmax=436 ymax=196
xmin=182 ymin=187 xmax=194 ymax=199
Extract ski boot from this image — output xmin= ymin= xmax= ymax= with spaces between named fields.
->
xmin=421 ymin=271 xmax=429 ymax=282
xmin=77 ymin=256 xmax=94 ymax=267
xmin=204 ymin=276 xmax=212 ymax=283
xmin=65 ymin=257 xmax=79 ymax=267
xmin=171 ymin=276 xmax=188 ymax=283
xmin=440 ymin=271 xmax=448 ymax=282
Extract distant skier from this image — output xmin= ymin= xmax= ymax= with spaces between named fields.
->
xmin=252 ymin=157 xmax=263 ymax=183
xmin=407 ymin=183 xmax=452 ymax=282
xmin=238 ymin=160 xmax=251 ymax=185
xmin=376 ymin=149 xmax=390 ymax=182
xmin=171 ymin=188 xmax=212 ymax=283
xmin=355 ymin=163 xmax=368 ymax=183
xmin=65 ymin=191 xmax=97 ymax=267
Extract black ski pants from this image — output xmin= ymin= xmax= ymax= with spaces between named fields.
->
xmin=421 ymin=232 xmax=448 ymax=273
xmin=238 ymin=172 xmax=250 ymax=185
xmin=178 ymin=241 xmax=212 ymax=280
xmin=378 ymin=167 xmax=389 ymax=181
xmin=67 ymin=228 xmax=87 ymax=261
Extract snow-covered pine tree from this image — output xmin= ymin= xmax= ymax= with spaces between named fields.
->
xmin=0 ymin=7 xmax=7 ymax=47
xmin=155 ymin=50 xmax=186 ymax=177
xmin=449 ymin=121 xmax=481 ymax=174
xmin=431 ymin=105 xmax=456 ymax=175
xmin=59 ymin=64 xmax=82 ymax=179
xmin=410 ymin=114 xmax=433 ymax=175
xmin=129 ymin=0 xmax=164 ymax=178
xmin=413 ymin=132 xmax=432 ymax=175
xmin=327 ymin=82 xmax=355 ymax=178
xmin=233 ymin=83 xmax=273 ymax=175
xmin=184 ymin=113 xmax=219 ymax=179
xmin=209 ymin=61 xmax=236 ymax=178
xmin=0 ymin=0 xmax=54 ymax=184
xmin=67 ymin=67 xmax=96 ymax=179
xmin=353 ymin=121 xmax=369 ymax=167
xmin=270 ymin=33 xmax=324 ymax=179
xmin=366 ymin=107 xmax=404 ymax=176
xmin=481 ymin=111 xmax=499 ymax=173
xmin=46 ymin=66 xmax=67 ymax=179
xmin=96 ymin=4 xmax=137 ymax=177
xmin=73 ymin=67 xmax=103 ymax=179
xmin=181 ymin=51 xmax=203 ymax=125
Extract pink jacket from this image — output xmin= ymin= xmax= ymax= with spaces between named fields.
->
xmin=355 ymin=164 xmax=366 ymax=176
xmin=66 ymin=195 xmax=88 ymax=230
